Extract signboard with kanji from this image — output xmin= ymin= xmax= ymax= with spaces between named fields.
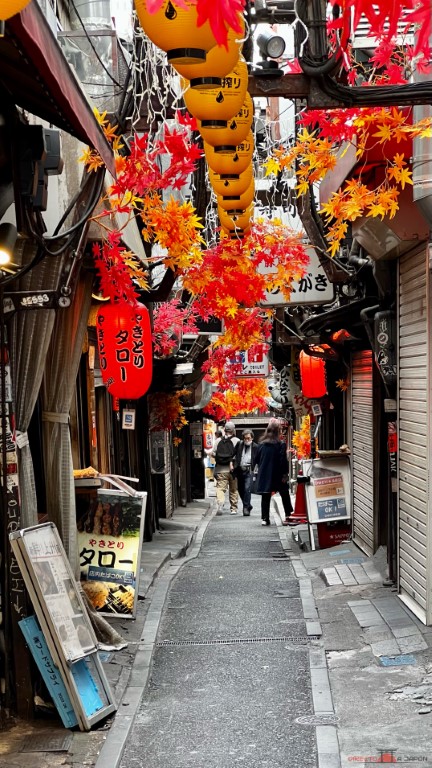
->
xmin=77 ymin=490 xmax=147 ymax=619
xmin=232 ymin=348 xmax=269 ymax=377
xmin=302 ymin=457 xmax=351 ymax=523
xmin=260 ymin=246 xmax=335 ymax=306
xmin=10 ymin=523 xmax=116 ymax=730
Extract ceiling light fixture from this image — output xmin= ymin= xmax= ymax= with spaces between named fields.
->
xmin=0 ymin=223 xmax=17 ymax=266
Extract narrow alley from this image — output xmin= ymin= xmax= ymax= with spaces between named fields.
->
xmin=119 ymin=505 xmax=318 ymax=768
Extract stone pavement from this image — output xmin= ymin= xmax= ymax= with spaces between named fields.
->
xmin=3 ymin=493 xmax=432 ymax=768
xmin=272 ymin=501 xmax=432 ymax=768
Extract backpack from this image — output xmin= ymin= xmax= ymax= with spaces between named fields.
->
xmin=215 ymin=436 xmax=235 ymax=465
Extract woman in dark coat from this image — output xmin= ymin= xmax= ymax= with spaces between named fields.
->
xmin=255 ymin=419 xmax=293 ymax=526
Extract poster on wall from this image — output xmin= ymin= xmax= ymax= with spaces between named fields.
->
xmin=302 ymin=457 xmax=351 ymax=524
xmin=77 ymin=489 xmax=147 ymax=619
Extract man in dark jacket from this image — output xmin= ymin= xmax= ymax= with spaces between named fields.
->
xmin=234 ymin=429 xmax=258 ymax=516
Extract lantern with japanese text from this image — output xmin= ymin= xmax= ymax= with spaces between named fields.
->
xmin=205 ymin=130 xmax=254 ymax=175
xmin=172 ymin=20 xmax=244 ymax=87
xmin=299 ymin=350 xmax=326 ymax=399
xmin=135 ymin=0 xmax=217 ymax=64
xmin=183 ymin=59 xmax=248 ymax=128
xmin=198 ymin=93 xmax=253 ymax=152
xmin=97 ymin=302 xmax=153 ymax=399
xmin=1 ymin=0 xmax=31 ymax=19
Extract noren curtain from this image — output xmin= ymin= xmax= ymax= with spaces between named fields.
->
xmin=41 ymin=272 xmax=93 ymax=572
xmin=10 ymin=245 xmax=62 ymax=528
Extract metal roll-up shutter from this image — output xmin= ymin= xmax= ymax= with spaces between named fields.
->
xmin=398 ymin=247 xmax=428 ymax=622
xmin=351 ymin=350 xmax=375 ymax=555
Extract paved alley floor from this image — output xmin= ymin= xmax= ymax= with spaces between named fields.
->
xmin=119 ymin=506 xmax=318 ymax=768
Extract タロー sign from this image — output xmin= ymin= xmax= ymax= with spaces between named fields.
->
xmin=77 ymin=489 xmax=147 ymax=619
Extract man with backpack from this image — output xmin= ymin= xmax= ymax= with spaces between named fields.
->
xmin=211 ymin=421 xmax=240 ymax=515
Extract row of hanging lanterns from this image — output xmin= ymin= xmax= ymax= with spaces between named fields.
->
xmin=135 ymin=0 xmax=255 ymax=239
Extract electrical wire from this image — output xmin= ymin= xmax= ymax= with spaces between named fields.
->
xmin=67 ymin=0 xmax=123 ymax=89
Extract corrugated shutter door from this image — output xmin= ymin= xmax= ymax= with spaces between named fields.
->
xmin=351 ymin=350 xmax=375 ymax=555
xmin=399 ymin=247 xmax=428 ymax=621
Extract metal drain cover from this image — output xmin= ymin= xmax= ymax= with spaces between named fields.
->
xmin=296 ymin=714 xmax=340 ymax=725
xmin=21 ymin=732 xmax=73 ymax=752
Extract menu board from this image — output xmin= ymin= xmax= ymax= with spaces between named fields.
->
xmin=77 ymin=490 xmax=147 ymax=618
xmin=10 ymin=523 xmax=116 ymax=730
xmin=17 ymin=524 xmax=97 ymax=662
xmin=302 ymin=457 xmax=351 ymax=524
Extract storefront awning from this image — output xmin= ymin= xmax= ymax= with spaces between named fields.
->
xmin=1 ymin=3 xmax=116 ymax=177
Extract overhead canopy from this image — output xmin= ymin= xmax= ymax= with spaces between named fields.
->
xmin=0 ymin=2 xmax=116 ymax=176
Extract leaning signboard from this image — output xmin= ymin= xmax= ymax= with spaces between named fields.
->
xmin=9 ymin=523 xmax=116 ymax=731
xmin=302 ymin=457 xmax=351 ymax=523
xmin=77 ymin=489 xmax=147 ymax=618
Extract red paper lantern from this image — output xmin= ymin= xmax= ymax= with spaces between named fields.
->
xmin=299 ymin=350 xmax=326 ymax=399
xmin=97 ymin=302 xmax=153 ymax=399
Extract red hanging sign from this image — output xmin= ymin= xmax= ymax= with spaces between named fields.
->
xmin=97 ymin=302 xmax=153 ymax=400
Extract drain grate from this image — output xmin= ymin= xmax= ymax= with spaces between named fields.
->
xmin=157 ymin=636 xmax=319 ymax=647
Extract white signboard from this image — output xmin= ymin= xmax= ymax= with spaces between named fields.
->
xmin=260 ymin=247 xmax=334 ymax=306
xmin=233 ymin=349 xmax=269 ymax=377
xmin=302 ymin=458 xmax=351 ymax=523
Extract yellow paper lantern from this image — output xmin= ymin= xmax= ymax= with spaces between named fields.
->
xmin=204 ymin=130 xmax=254 ymax=176
xmin=171 ymin=19 xmax=244 ymax=88
xmin=198 ymin=93 xmax=253 ymax=153
xmin=183 ymin=59 xmax=248 ymax=127
xmin=0 ymin=0 xmax=31 ymax=20
xmin=220 ymin=225 xmax=251 ymax=239
xmin=135 ymin=0 xmax=217 ymax=64
xmin=218 ymin=205 xmax=254 ymax=232
xmin=209 ymin=164 xmax=253 ymax=197
xmin=217 ymin=179 xmax=255 ymax=211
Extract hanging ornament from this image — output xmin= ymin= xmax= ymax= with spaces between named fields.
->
xmin=183 ymin=59 xmax=248 ymax=128
xmin=299 ymin=350 xmax=327 ymax=399
xmin=198 ymin=93 xmax=253 ymax=153
xmin=135 ymin=0 xmax=217 ymax=65
xmin=1 ymin=0 xmax=31 ymax=19
xmin=97 ymin=302 xmax=153 ymax=400
xmin=204 ymin=130 xmax=254 ymax=176
xmin=209 ymin=164 xmax=253 ymax=197
xmin=218 ymin=204 xmax=254 ymax=233
xmin=217 ymin=179 xmax=255 ymax=211
xmin=171 ymin=19 xmax=244 ymax=88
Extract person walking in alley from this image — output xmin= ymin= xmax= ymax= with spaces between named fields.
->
xmin=234 ymin=429 xmax=258 ymax=516
xmin=254 ymin=418 xmax=293 ymax=526
xmin=212 ymin=421 xmax=240 ymax=515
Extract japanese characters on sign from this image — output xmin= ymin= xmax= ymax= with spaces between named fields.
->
xmin=303 ymin=458 xmax=351 ymax=524
xmin=77 ymin=490 xmax=146 ymax=619
xmin=96 ymin=303 xmax=152 ymax=399
xmin=374 ymin=310 xmax=397 ymax=387
xmin=260 ymin=246 xmax=335 ymax=306
xmin=15 ymin=524 xmax=97 ymax=662
xmin=232 ymin=348 xmax=269 ymax=377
